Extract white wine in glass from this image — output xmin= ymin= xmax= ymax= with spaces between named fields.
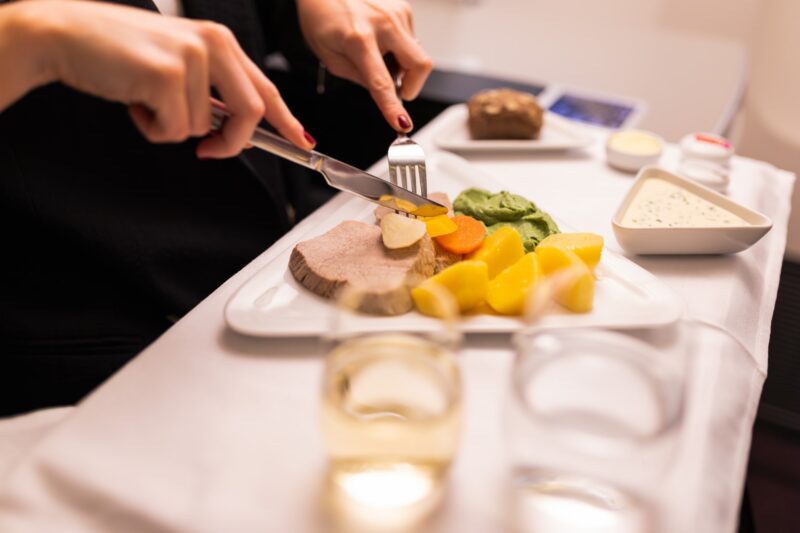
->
xmin=321 ymin=333 xmax=461 ymax=511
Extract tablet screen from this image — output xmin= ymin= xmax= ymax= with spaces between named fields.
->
xmin=549 ymin=94 xmax=636 ymax=128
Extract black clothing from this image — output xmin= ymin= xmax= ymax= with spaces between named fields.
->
xmin=0 ymin=0 xmax=307 ymax=415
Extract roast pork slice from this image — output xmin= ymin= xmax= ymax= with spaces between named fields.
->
xmin=434 ymin=242 xmax=463 ymax=273
xmin=289 ymin=220 xmax=435 ymax=315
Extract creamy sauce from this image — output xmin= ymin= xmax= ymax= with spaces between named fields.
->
xmin=622 ymin=178 xmax=749 ymax=228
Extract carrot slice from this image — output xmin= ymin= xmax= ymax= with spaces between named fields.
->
xmin=435 ymin=216 xmax=486 ymax=254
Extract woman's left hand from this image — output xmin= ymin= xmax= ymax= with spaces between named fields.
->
xmin=296 ymin=0 xmax=433 ymax=132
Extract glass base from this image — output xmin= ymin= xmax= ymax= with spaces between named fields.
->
xmin=512 ymin=468 xmax=651 ymax=533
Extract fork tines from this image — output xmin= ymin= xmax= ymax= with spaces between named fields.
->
xmin=387 ymin=136 xmax=428 ymax=205
xmin=389 ymin=163 xmax=427 ymax=198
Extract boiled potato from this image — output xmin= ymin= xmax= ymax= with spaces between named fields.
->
xmin=467 ymin=226 xmax=525 ymax=279
xmin=380 ymin=213 xmax=427 ymax=249
xmin=411 ymin=260 xmax=488 ymax=316
xmin=536 ymin=233 xmax=604 ymax=271
xmin=536 ymin=246 xmax=594 ymax=313
xmin=486 ymin=252 xmax=542 ymax=315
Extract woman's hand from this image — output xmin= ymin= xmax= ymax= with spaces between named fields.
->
xmin=0 ymin=0 xmax=314 ymax=158
xmin=296 ymin=0 xmax=433 ymax=132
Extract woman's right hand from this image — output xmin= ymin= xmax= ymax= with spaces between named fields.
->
xmin=3 ymin=0 xmax=314 ymax=158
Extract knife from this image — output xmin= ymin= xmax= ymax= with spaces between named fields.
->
xmin=210 ymin=108 xmax=447 ymax=218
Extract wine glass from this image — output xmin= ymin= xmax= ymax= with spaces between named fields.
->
xmin=319 ymin=284 xmax=463 ymax=531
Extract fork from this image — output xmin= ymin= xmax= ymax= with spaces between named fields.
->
xmin=386 ymin=55 xmax=428 ymax=200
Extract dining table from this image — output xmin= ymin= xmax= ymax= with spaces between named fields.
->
xmin=0 ymin=109 xmax=794 ymax=533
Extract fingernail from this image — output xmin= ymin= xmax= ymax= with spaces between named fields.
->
xmin=398 ymin=115 xmax=412 ymax=131
xmin=303 ymin=130 xmax=317 ymax=146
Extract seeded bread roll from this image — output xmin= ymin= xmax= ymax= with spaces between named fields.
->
xmin=467 ymin=88 xmax=544 ymax=140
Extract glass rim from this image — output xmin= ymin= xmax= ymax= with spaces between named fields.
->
xmin=511 ymin=326 xmax=685 ymax=448
xmin=322 ymin=333 xmax=463 ymax=421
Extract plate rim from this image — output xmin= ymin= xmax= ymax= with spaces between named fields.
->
xmin=433 ymin=104 xmax=595 ymax=153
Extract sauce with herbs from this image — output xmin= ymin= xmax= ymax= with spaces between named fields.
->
xmin=622 ymin=178 xmax=749 ymax=228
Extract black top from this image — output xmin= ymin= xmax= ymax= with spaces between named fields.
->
xmin=0 ymin=0 xmax=308 ymax=414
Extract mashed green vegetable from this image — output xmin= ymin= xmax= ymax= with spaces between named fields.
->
xmin=454 ymin=188 xmax=559 ymax=251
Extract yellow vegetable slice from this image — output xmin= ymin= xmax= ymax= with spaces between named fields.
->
xmin=409 ymin=279 xmax=459 ymax=319
xmin=536 ymin=233 xmax=604 ymax=271
xmin=467 ymin=226 xmax=525 ymax=279
xmin=536 ymin=246 xmax=595 ymax=313
xmin=424 ymin=215 xmax=458 ymax=237
xmin=486 ymin=252 xmax=543 ymax=315
xmin=411 ymin=260 xmax=488 ymax=315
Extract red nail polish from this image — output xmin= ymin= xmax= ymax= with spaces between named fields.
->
xmin=398 ymin=115 xmax=412 ymax=130
xmin=303 ymin=130 xmax=317 ymax=146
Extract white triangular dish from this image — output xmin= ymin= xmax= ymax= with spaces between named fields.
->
xmin=225 ymin=152 xmax=683 ymax=337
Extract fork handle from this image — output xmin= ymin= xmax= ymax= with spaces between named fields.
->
xmin=385 ymin=53 xmax=403 ymax=95
xmin=211 ymin=107 xmax=321 ymax=171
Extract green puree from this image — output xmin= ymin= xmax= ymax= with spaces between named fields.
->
xmin=453 ymin=188 xmax=560 ymax=252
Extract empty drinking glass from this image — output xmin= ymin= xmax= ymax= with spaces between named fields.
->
xmin=506 ymin=325 xmax=689 ymax=533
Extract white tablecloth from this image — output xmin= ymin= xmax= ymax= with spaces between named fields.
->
xmin=0 ymin=114 xmax=793 ymax=532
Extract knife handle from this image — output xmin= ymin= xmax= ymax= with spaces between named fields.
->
xmin=210 ymin=107 xmax=321 ymax=171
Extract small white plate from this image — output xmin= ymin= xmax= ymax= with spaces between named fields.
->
xmin=433 ymin=104 xmax=595 ymax=153
xmin=225 ymin=153 xmax=684 ymax=337
xmin=612 ymin=166 xmax=772 ymax=255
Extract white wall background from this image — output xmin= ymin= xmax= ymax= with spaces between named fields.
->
xmin=432 ymin=0 xmax=797 ymax=258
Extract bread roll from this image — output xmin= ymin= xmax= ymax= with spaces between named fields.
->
xmin=467 ymin=88 xmax=544 ymax=140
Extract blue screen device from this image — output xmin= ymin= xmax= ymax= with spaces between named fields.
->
xmin=548 ymin=93 xmax=638 ymax=129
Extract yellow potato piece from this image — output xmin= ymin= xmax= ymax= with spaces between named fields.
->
xmin=409 ymin=280 xmax=459 ymax=319
xmin=536 ymin=246 xmax=595 ymax=313
xmin=424 ymin=215 xmax=458 ymax=237
xmin=537 ymin=233 xmax=604 ymax=271
xmin=486 ymin=252 xmax=542 ymax=315
xmin=411 ymin=260 xmax=488 ymax=316
xmin=467 ymin=226 xmax=525 ymax=279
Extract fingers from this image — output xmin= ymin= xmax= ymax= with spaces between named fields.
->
xmin=385 ymin=32 xmax=433 ymax=101
xmin=183 ymin=37 xmax=212 ymax=137
xmin=197 ymin=52 xmax=262 ymax=158
xmin=344 ymin=34 xmax=412 ymax=132
xmin=122 ymin=20 xmax=311 ymax=159
xmin=230 ymin=41 xmax=313 ymax=150
xmin=127 ymin=40 xmax=210 ymax=143
xmin=196 ymin=23 xmax=313 ymax=159
xmin=129 ymin=59 xmax=192 ymax=143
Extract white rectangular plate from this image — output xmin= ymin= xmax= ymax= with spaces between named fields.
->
xmin=433 ymin=104 xmax=595 ymax=153
xmin=225 ymin=152 xmax=683 ymax=337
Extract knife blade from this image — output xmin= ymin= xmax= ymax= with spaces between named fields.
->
xmin=211 ymin=107 xmax=448 ymax=217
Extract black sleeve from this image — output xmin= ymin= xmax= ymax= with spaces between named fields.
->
xmin=255 ymin=0 xmax=319 ymax=78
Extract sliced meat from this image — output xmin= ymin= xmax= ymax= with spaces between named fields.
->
xmin=434 ymin=241 xmax=463 ymax=273
xmin=289 ymin=220 xmax=435 ymax=315
xmin=374 ymin=192 xmax=453 ymax=223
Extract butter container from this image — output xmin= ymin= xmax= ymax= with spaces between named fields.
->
xmin=606 ymin=130 xmax=663 ymax=172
